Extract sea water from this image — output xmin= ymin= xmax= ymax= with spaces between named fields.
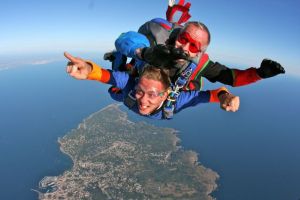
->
xmin=1 ymin=60 xmax=299 ymax=200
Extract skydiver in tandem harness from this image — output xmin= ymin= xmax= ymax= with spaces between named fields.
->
xmin=104 ymin=0 xmax=285 ymax=118
xmin=64 ymin=52 xmax=239 ymax=120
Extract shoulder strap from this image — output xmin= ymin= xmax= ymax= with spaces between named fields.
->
xmin=124 ymin=90 xmax=137 ymax=109
xmin=189 ymin=53 xmax=210 ymax=81
xmin=185 ymin=53 xmax=210 ymax=90
xmin=124 ymin=78 xmax=140 ymax=109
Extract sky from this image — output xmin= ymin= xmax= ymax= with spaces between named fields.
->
xmin=0 ymin=0 xmax=299 ymax=76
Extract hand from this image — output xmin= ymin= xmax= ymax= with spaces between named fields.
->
xmin=141 ymin=44 xmax=188 ymax=68
xmin=219 ymin=93 xmax=240 ymax=112
xmin=64 ymin=52 xmax=92 ymax=80
xmin=256 ymin=59 xmax=285 ymax=78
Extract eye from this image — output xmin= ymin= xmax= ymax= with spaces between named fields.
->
xmin=147 ymin=92 xmax=158 ymax=99
xmin=178 ymin=35 xmax=188 ymax=44
xmin=189 ymin=43 xmax=200 ymax=53
xmin=135 ymin=88 xmax=144 ymax=96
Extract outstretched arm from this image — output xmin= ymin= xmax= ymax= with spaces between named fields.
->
xmin=175 ymin=87 xmax=240 ymax=113
xmin=64 ymin=52 xmax=123 ymax=86
xmin=64 ymin=51 xmax=110 ymax=83
xmin=202 ymin=59 xmax=285 ymax=87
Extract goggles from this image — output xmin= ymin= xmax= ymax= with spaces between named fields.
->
xmin=135 ymin=85 xmax=166 ymax=100
xmin=177 ymin=32 xmax=202 ymax=53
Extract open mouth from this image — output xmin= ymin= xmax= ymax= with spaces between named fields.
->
xmin=139 ymin=104 xmax=150 ymax=111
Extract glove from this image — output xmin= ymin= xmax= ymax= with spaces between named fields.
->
xmin=103 ymin=51 xmax=115 ymax=62
xmin=141 ymin=44 xmax=188 ymax=68
xmin=115 ymin=31 xmax=150 ymax=58
xmin=256 ymin=59 xmax=285 ymax=78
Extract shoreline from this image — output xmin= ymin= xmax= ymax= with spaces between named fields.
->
xmin=37 ymin=104 xmax=219 ymax=199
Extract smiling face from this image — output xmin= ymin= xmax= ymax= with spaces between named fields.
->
xmin=135 ymin=77 xmax=168 ymax=115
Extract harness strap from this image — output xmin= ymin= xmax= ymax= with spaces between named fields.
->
xmin=184 ymin=53 xmax=210 ymax=91
xmin=163 ymin=61 xmax=197 ymax=119
xmin=189 ymin=53 xmax=209 ymax=81
xmin=124 ymin=90 xmax=137 ymax=109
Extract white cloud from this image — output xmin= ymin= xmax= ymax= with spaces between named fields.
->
xmin=30 ymin=58 xmax=61 ymax=65
xmin=0 ymin=55 xmax=63 ymax=71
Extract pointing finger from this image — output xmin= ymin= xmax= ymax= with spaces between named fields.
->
xmin=64 ymin=52 xmax=78 ymax=63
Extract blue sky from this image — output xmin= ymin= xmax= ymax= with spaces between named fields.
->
xmin=0 ymin=0 xmax=299 ymax=76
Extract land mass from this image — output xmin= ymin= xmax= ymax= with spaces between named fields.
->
xmin=37 ymin=104 xmax=219 ymax=200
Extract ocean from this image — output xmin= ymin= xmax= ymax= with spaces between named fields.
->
xmin=0 ymin=61 xmax=112 ymax=200
xmin=0 ymin=60 xmax=299 ymax=200
xmin=127 ymin=72 xmax=300 ymax=200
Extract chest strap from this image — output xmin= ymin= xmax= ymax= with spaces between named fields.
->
xmin=163 ymin=61 xmax=197 ymax=119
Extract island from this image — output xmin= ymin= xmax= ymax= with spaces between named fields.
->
xmin=37 ymin=104 xmax=219 ymax=200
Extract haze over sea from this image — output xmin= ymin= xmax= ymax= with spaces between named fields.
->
xmin=0 ymin=56 xmax=299 ymax=200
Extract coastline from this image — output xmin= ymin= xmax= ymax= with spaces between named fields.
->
xmin=38 ymin=104 xmax=219 ymax=199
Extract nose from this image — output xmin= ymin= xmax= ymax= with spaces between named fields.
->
xmin=138 ymin=93 xmax=149 ymax=104
xmin=181 ymin=43 xmax=190 ymax=54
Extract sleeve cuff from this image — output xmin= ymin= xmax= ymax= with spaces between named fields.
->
xmin=86 ymin=61 xmax=111 ymax=83
xmin=209 ymin=87 xmax=229 ymax=103
xmin=232 ymin=68 xmax=262 ymax=86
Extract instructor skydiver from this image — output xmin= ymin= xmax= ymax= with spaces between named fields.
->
xmin=115 ymin=21 xmax=285 ymax=91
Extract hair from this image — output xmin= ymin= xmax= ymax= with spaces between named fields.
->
xmin=140 ymin=65 xmax=171 ymax=90
xmin=182 ymin=21 xmax=211 ymax=46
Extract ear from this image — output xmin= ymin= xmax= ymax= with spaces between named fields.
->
xmin=167 ymin=87 xmax=172 ymax=95
xmin=162 ymin=88 xmax=171 ymax=100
